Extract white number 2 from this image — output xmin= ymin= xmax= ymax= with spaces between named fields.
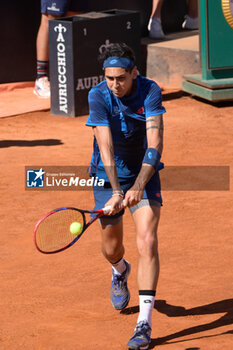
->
xmin=127 ymin=21 xmax=132 ymax=30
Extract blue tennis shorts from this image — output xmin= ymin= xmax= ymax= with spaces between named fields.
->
xmin=93 ymin=172 xmax=162 ymax=220
xmin=41 ymin=0 xmax=88 ymax=16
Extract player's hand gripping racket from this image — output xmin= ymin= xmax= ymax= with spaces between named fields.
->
xmin=33 ymin=206 xmax=111 ymax=254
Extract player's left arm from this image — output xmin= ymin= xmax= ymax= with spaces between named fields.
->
xmin=124 ymin=114 xmax=164 ymax=207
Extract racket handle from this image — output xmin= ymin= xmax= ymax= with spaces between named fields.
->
xmin=103 ymin=200 xmax=126 ymax=214
xmin=102 ymin=205 xmax=111 ymax=214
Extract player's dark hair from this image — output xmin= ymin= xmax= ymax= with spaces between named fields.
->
xmin=99 ymin=42 xmax=136 ymax=70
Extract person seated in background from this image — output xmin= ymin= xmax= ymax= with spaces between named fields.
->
xmin=148 ymin=0 xmax=198 ymax=39
xmin=34 ymin=0 xmax=88 ymax=98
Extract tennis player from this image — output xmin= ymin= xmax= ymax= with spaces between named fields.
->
xmin=86 ymin=42 xmax=165 ymax=349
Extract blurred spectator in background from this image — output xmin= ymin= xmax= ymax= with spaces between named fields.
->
xmin=34 ymin=0 xmax=88 ymax=98
xmin=148 ymin=0 xmax=198 ymax=39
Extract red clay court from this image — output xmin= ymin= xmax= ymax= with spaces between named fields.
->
xmin=0 ymin=90 xmax=232 ymax=349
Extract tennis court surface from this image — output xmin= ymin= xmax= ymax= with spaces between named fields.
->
xmin=0 ymin=92 xmax=232 ymax=349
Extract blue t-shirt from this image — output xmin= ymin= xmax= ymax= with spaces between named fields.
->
xmin=86 ymin=75 xmax=166 ymax=182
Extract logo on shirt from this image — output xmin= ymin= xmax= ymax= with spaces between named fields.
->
xmin=112 ymin=105 xmax=120 ymax=117
xmin=47 ymin=3 xmax=60 ymax=12
xmin=137 ymin=107 xmax=144 ymax=114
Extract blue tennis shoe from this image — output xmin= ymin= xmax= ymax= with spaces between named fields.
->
xmin=127 ymin=320 xmax=151 ymax=349
xmin=110 ymin=259 xmax=131 ymax=310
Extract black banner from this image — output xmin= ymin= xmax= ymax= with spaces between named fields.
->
xmin=49 ymin=10 xmax=141 ymax=117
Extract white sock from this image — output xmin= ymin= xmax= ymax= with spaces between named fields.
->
xmin=112 ymin=258 xmax=126 ymax=275
xmin=137 ymin=295 xmax=155 ymax=327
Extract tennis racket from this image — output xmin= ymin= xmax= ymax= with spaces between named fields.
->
xmin=33 ymin=205 xmax=111 ymax=254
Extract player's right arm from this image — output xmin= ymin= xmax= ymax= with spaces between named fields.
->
xmin=93 ymin=125 xmax=124 ymax=215
xmin=86 ymin=87 xmax=124 ymax=214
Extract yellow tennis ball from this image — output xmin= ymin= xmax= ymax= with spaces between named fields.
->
xmin=70 ymin=222 xmax=83 ymax=235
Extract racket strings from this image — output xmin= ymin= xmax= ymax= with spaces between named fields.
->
xmin=36 ymin=210 xmax=85 ymax=252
